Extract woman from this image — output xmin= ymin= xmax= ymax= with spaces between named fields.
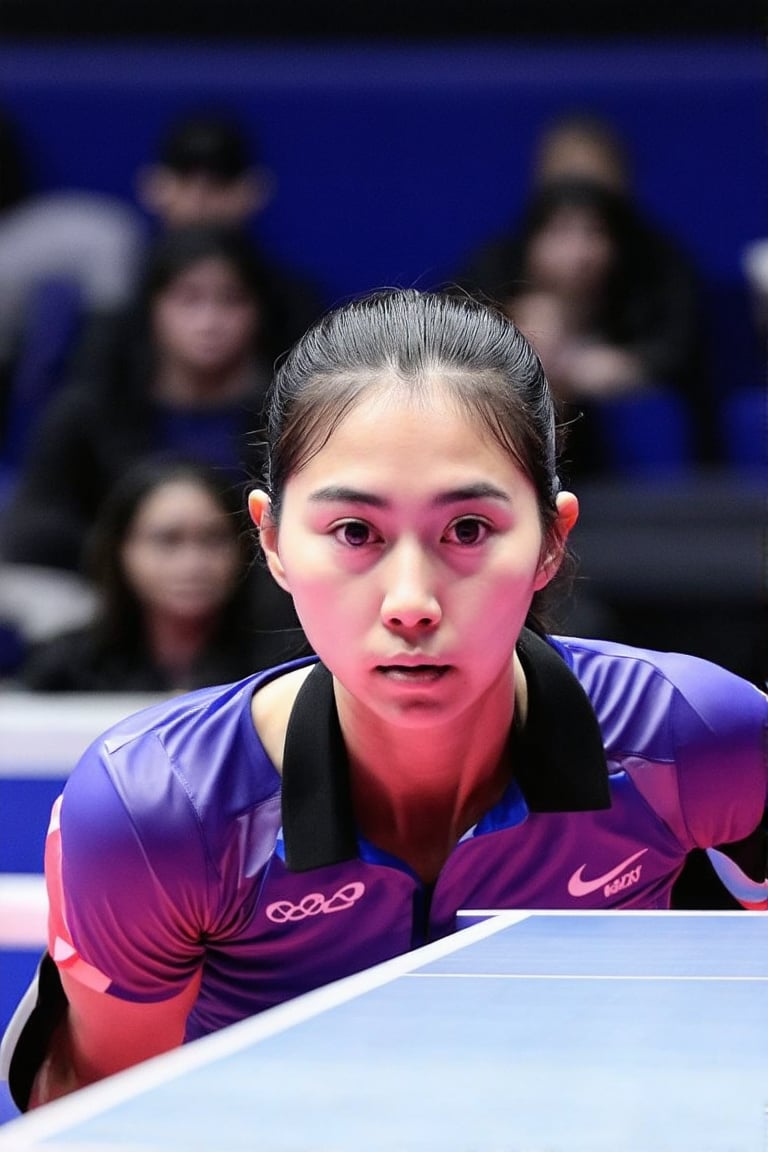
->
xmin=1 ymin=223 xmax=280 ymax=574
xmin=19 ymin=457 xmax=295 ymax=692
xmin=459 ymin=178 xmax=712 ymax=477
xmin=3 ymin=289 xmax=765 ymax=1110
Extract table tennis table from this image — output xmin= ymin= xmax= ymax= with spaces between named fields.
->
xmin=0 ymin=909 xmax=765 ymax=1151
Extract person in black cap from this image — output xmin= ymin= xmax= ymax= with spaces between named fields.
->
xmin=57 ymin=110 xmax=327 ymax=469
xmin=132 ymin=109 xmax=326 ymax=347
xmin=135 ymin=110 xmax=274 ymax=232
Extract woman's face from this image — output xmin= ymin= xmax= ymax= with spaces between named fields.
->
xmin=253 ymin=383 xmax=577 ymax=730
xmin=526 ymin=206 xmax=615 ymax=299
xmin=121 ymin=479 xmax=242 ymax=622
xmin=152 ymin=257 xmax=259 ymax=375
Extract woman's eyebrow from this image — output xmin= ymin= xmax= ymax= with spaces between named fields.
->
xmin=433 ymin=483 xmax=511 ymax=506
xmin=308 ymin=482 xmax=510 ymax=507
xmin=308 ymin=486 xmax=387 ymax=507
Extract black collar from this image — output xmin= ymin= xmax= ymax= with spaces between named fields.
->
xmin=280 ymin=628 xmax=610 ymax=872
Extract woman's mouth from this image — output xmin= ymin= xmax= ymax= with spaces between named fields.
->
xmin=376 ymin=664 xmax=450 ymax=683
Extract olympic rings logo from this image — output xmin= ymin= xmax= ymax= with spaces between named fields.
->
xmin=266 ymin=882 xmax=366 ymax=923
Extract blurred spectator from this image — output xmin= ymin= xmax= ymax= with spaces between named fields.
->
xmin=74 ymin=108 xmax=327 ymax=387
xmin=717 ymin=237 xmax=768 ymax=474
xmin=460 ymin=177 xmax=711 ymax=480
xmin=503 ymin=180 xmax=687 ymax=396
xmin=136 ymin=108 xmax=273 ymax=231
xmin=457 ymin=112 xmax=714 ymax=478
xmin=0 ymin=105 xmax=145 ymax=469
xmin=140 ymin=108 xmax=327 ymax=348
xmin=530 ymin=111 xmax=633 ymax=194
xmin=0 ymin=224 xmax=281 ymax=573
xmin=19 ymin=457 xmax=304 ymax=692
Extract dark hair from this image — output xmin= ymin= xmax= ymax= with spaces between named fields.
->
xmin=260 ymin=288 xmax=571 ymax=630
xmin=156 ymin=110 xmax=253 ymax=180
xmin=518 ymin=177 xmax=637 ymax=256
xmin=85 ymin=456 xmax=250 ymax=650
xmin=140 ymin=222 xmax=269 ymax=309
xmin=514 ymin=177 xmax=647 ymax=337
xmin=534 ymin=111 xmax=631 ymax=187
xmin=136 ymin=222 xmax=283 ymax=362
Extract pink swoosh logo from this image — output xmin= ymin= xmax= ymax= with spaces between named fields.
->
xmin=567 ymin=849 xmax=648 ymax=898
xmin=706 ymin=848 xmax=768 ymax=910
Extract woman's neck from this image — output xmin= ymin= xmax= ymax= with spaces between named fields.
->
xmin=544 ymin=291 xmax=591 ymax=333
xmin=339 ymin=657 xmax=526 ymax=883
xmin=143 ymin=612 xmax=217 ymax=684
xmin=153 ymin=359 xmax=257 ymax=408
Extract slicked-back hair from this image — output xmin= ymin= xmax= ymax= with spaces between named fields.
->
xmin=257 ymin=288 xmax=572 ymax=631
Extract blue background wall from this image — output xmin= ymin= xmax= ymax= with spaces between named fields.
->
xmin=1 ymin=39 xmax=764 ymax=395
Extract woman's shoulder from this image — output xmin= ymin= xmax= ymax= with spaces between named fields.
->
xmin=554 ymin=634 xmax=766 ymax=751
xmin=59 ymin=662 xmax=309 ymax=823
xmin=556 ymin=632 xmax=759 ymax=690
xmin=250 ymin=659 xmax=318 ymax=774
xmin=85 ymin=656 xmax=318 ymax=790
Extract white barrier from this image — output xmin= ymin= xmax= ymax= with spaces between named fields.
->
xmin=0 ymin=694 xmax=165 ymax=776
xmin=0 ymin=875 xmax=47 ymax=948
xmin=0 ymin=698 xmax=164 ymax=953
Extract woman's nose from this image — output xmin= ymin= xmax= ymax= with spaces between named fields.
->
xmin=380 ymin=542 xmax=441 ymax=630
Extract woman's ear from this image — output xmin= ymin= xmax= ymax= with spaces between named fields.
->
xmin=534 ymin=490 xmax=579 ymax=590
xmin=554 ymin=490 xmax=579 ymax=538
xmin=248 ymin=490 xmax=290 ymax=592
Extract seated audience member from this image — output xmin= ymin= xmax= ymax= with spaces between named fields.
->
xmin=529 ymin=111 xmax=631 ymax=191
xmin=75 ymin=108 xmax=326 ymax=384
xmin=716 ymin=237 xmax=768 ymax=473
xmin=20 ymin=457 xmax=306 ymax=693
xmin=461 ymin=178 xmax=709 ymax=480
xmin=516 ymin=111 xmax=704 ymax=326
xmin=0 ymin=224 xmax=283 ymax=573
xmin=458 ymin=112 xmax=714 ymax=475
xmin=136 ymin=109 xmax=272 ymax=231
xmin=141 ymin=109 xmax=327 ymax=346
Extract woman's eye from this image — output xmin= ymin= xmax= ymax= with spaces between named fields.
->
xmin=444 ymin=518 xmax=489 ymax=546
xmin=333 ymin=521 xmax=376 ymax=547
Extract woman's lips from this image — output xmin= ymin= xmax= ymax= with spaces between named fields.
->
xmin=376 ymin=665 xmax=450 ymax=683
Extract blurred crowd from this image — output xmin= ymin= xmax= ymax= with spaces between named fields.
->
xmin=0 ymin=103 xmax=764 ymax=693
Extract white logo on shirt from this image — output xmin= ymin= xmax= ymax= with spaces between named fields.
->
xmin=266 ymin=882 xmax=366 ymax=923
xmin=567 ymin=849 xmax=648 ymax=899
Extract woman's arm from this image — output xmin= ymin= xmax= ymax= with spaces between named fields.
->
xmin=29 ymin=966 xmax=202 ymax=1107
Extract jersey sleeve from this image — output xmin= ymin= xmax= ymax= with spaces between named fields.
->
xmin=48 ymin=729 xmax=214 ymax=1003
xmin=670 ymin=655 xmax=768 ymax=852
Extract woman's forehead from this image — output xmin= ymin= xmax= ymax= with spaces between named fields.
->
xmin=327 ymin=367 xmax=496 ymax=421
xmin=317 ymin=376 xmax=488 ymax=445
xmin=134 ymin=479 xmax=222 ymax=520
xmin=289 ymin=385 xmax=527 ymax=489
xmin=166 ymin=256 xmax=243 ymax=290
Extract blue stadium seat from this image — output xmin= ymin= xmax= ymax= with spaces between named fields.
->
xmin=594 ymin=391 xmax=694 ymax=479
xmin=721 ymin=386 xmax=767 ymax=474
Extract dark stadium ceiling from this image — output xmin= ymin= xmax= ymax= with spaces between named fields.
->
xmin=0 ymin=0 xmax=763 ymax=39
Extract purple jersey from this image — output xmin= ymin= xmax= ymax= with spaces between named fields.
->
xmin=46 ymin=633 xmax=767 ymax=1042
